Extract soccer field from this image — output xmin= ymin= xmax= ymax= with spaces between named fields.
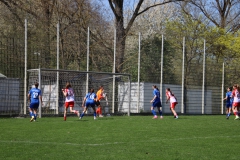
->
xmin=0 ymin=115 xmax=239 ymax=160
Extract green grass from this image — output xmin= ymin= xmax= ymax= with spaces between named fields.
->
xmin=0 ymin=115 xmax=239 ymax=160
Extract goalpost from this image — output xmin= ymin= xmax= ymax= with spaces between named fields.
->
xmin=27 ymin=69 xmax=131 ymax=117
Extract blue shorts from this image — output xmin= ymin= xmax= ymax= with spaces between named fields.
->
xmin=30 ymin=103 xmax=39 ymax=109
xmin=152 ymin=101 xmax=162 ymax=108
xmin=226 ymin=103 xmax=232 ymax=108
xmin=86 ymin=102 xmax=95 ymax=108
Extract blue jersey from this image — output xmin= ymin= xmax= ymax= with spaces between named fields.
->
xmin=29 ymin=88 xmax=42 ymax=104
xmin=85 ymin=93 xmax=96 ymax=104
xmin=226 ymin=91 xmax=233 ymax=104
xmin=153 ymin=89 xmax=161 ymax=103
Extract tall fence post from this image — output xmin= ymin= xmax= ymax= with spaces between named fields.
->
xmin=24 ymin=19 xmax=27 ymax=115
xmin=137 ymin=32 xmax=141 ymax=113
xmin=38 ymin=68 xmax=42 ymax=118
xmin=128 ymin=75 xmax=131 ymax=116
xmin=112 ymin=29 xmax=116 ymax=113
xmin=202 ymin=39 xmax=206 ymax=114
xmin=221 ymin=62 xmax=225 ymax=114
xmin=86 ymin=27 xmax=89 ymax=95
xmin=160 ymin=35 xmax=164 ymax=110
xmin=181 ymin=37 xmax=185 ymax=114
xmin=56 ymin=22 xmax=60 ymax=115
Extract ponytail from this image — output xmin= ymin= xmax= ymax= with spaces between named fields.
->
xmin=233 ymin=84 xmax=240 ymax=91
xmin=237 ymin=84 xmax=240 ymax=91
xmin=166 ymin=88 xmax=173 ymax=96
xmin=153 ymin=85 xmax=159 ymax=91
xmin=90 ymin=88 xmax=94 ymax=93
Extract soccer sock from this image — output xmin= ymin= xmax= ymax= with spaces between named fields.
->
xmin=64 ymin=116 xmax=66 ymax=121
xmin=99 ymin=108 xmax=102 ymax=115
xmin=74 ymin=110 xmax=78 ymax=114
xmin=34 ymin=114 xmax=37 ymax=120
xmin=151 ymin=110 xmax=156 ymax=116
xmin=30 ymin=111 xmax=33 ymax=117
xmin=228 ymin=112 xmax=230 ymax=117
xmin=158 ymin=110 xmax=162 ymax=116
xmin=80 ymin=112 xmax=85 ymax=118
xmin=96 ymin=108 xmax=99 ymax=115
xmin=94 ymin=112 xmax=96 ymax=117
xmin=234 ymin=112 xmax=238 ymax=116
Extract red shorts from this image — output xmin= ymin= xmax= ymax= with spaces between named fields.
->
xmin=170 ymin=102 xmax=178 ymax=109
xmin=65 ymin=101 xmax=74 ymax=108
xmin=233 ymin=102 xmax=240 ymax=107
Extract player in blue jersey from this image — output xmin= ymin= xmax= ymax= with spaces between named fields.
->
xmin=80 ymin=88 xmax=97 ymax=120
xmin=223 ymin=87 xmax=233 ymax=119
xmin=28 ymin=82 xmax=42 ymax=122
xmin=150 ymin=85 xmax=163 ymax=119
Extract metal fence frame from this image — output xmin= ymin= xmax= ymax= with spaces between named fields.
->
xmin=0 ymin=21 xmax=229 ymax=116
xmin=27 ymin=69 xmax=131 ymax=117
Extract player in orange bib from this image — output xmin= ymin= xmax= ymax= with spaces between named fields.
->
xmin=62 ymin=82 xmax=79 ymax=121
xmin=231 ymin=84 xmax=240 ymax=120
xmin=96 ymin=86 xmax=104 ymax=117
xmin=166 ymin=88 xmax=178 ymax=119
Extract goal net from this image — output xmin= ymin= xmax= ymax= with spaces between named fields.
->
xmin=27 ymin=69 xmax=131 ymax=117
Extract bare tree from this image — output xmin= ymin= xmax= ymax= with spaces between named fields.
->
xmin=182 ymin=0 xmax=240 ymax=32
xmin=107 ymin=0 xmax=186 ymax=73
xmin=128 ymin=1 xmax=177 ymax=37
xmin=0 ymin=0 xmax=111 ymax=74
xmin=179 ymin=0 xmax=240 ymax=60
xmin=54 ymin=0 xmax=113 ymax=71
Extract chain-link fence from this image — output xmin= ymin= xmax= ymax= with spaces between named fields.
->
xmin=0 ymin=28 xmax=239 ymax=116
xmin=27 ymin=69 xmax=131 ymax=117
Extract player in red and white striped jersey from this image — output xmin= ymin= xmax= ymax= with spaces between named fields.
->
xmin=231 ymin=84 xmax=240 ymax=120
xmin=62 ymin=82 xmax=79 ymax=121
xmin=166 ymin=88 xmax=178 ymax=119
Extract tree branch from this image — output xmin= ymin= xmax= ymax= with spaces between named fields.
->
xmin=0 ymin=0 xmax=24 ymax=27
xmin=7 ymin=0 xmax=38 ymax=18
xmin=189 ymin=0 xmax=220 ymax=27
xmin=125 ymin=0 xmax=185 ymax=35
xmin=137 ymin=0 xmax=184 ymax=16
xmin=108 ymin=0 xmax=118 ymax=17
xmin=125 ymin=0 xmax=144 ymax=35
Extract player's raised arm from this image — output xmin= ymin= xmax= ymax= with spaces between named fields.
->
xmin=28 ymin=93 xmax=31 ymax=102
xmin=166 ymin=93 xmax=170 ymax=104
xmin=151 ymin=95 xmax=156 ymax=103
xmin=82 ymin=97 xmax=86 ymax=107
xmin=62 ymin=89 xmax=68 ymax=97
xmin=39 ymin=95 xmax=43 ymax=104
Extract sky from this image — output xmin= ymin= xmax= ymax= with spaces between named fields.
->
xmin=90 ymin=0 xmax=113 ymax=21
xmin=91 ymin=0 xmax=138 ymax=22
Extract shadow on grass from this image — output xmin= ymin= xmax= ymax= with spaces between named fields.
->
xmin=96 ymin=117 xmax=114 ymax=120
xmin=76 ymin=119 xmax=88 ymax=122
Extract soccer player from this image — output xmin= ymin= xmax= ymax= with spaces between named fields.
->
xmin=96 ymin=86 xmax=104 ymax=117
xmin=150 ymin=85 xmax=163 ymax=119
xmin=62 ymin=82 xmax=79 ymax=121
xmin=80 ymin=88 xmax=97 ymax=120
xmin=166 ymin=88 xmax=178 ymax=119
xmin=231 ymin=84 xmax=240 ymax=120
xmin=223 ymin=87 xmax=233 ymax=119
xmin=28 ymin=82 xmax=42 ymax=122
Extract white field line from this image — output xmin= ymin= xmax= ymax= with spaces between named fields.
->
xmin=0 ymin=140 xmax=124 ymax=146
xmin=0 ymin=135 xmax=240 ymax=146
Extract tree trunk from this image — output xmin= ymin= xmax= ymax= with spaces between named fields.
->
xmin=109 ymin=0 xmax=181 ymax=73
xmin=111 ymin=0 xmax=125 ymax=73
xmin=115 ymin=17 xmax=126 ymax=73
